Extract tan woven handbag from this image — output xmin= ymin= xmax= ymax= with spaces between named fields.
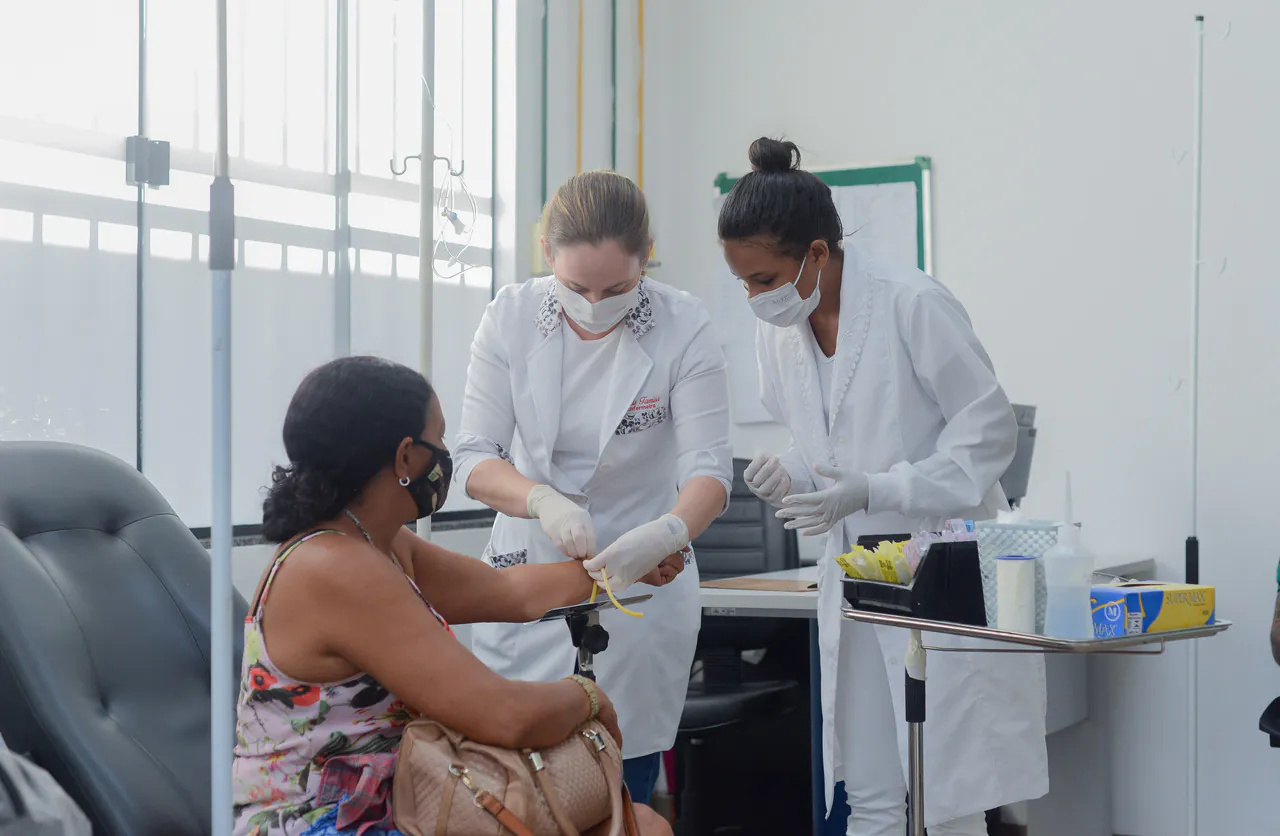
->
xmin=391 ymin=717 xmax=640 ymax=836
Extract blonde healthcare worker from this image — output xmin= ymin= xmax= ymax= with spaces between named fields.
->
xmin=453 ymin=170 xmax=732 ymax=805
xmin=718 ymin=139 xmax=1048 ymax=836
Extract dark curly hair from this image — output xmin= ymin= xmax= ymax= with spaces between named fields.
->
xmin=261 ymin=356 xmax=435 ymax=543
xmin=717 ymin=137 xmax=844 ymax=260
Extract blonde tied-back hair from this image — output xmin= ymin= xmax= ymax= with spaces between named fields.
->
xmin=541 ymin=170 xmax=652 ymax=261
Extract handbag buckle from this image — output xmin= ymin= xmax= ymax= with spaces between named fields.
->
xmin=582 ymin=730 xmax=606 ymax=752
xmin=448 ymin=764 xmax=486 ymax=809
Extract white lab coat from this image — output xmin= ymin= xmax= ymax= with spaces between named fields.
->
xmin=453 ymin=276 xmax=733 ymax=759
xmin=756 ymin=252 xmax=1048 ymax=826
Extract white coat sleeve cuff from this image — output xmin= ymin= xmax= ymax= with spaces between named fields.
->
xmin=676 ymin=449 xmax=734 ymax=516
xmin=865 ymin=470 xmax=907 ymax=517
xmin=452 ymin=432 xmax=507 ymax=499
xmin=708 ymin=474 xmax=733 ymax=515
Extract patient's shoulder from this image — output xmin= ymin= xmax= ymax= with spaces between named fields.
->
xmin=263 ymin=530 xmax=409 ymax=608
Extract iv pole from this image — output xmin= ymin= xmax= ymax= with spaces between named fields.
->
xmin=204 ymin=3 xmax=435 ymax=827
xmin=418 ymin=0 xmax=435 ymax=540
xmin=419 ymin=0 xmax=435 ymax=385
xmin=208 ymin=0 xmax=235 ymax=831
xmin=1186 ymin=14 xmax=1205 ymax=836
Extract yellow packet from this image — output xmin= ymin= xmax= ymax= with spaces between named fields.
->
xmin=837 ymin=546 xmax=884 ymax=580
xmin=892 ymin=552 xmax=914 ymax=583
xmin=873 ymin=541 xmax=904 ymax=584
xmin=835 ymin=551 xmax=864 ymax=578
xmin=854 ymin=547 xmax=883 ymax=581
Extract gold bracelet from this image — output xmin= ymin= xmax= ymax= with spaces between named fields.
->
xmin=565 ymin=674 xmax=599 ymax=719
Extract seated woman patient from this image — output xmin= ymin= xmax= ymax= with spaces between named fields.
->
xmin=232 ymin=355 xmax=675 ymax=836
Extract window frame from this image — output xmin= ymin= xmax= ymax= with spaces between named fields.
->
xmin=0 ymin=0 xmax=500 ymax=533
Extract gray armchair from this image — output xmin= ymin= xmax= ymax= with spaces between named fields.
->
xmin=0 ymin=441 xmax=248 ymax=836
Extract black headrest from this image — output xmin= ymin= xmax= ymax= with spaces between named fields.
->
xmin=0 ymin=441 xmax=176 ymax=539
xmin=0 ymin=441 xmax=247 ymax=836
xmin=691 ymin=458 xmax=798 ymax=580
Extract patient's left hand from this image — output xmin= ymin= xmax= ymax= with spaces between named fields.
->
xmin=639 ymin=550 xmax=687 ymax=587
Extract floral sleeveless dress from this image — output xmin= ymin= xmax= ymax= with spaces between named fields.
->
xmin=232 ymin=530 xmax=452 ymax=836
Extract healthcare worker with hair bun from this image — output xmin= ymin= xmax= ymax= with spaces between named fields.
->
xmin=718 ymin=138 xmax=1047 ymax=836
xmin=453 ymin=170 xmax=733 ymax=804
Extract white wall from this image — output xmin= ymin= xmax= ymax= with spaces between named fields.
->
xmin=633 ymin=1 xmax=1280 ymax=833
xmin=533 ymin=0 xmax=801 ymax=460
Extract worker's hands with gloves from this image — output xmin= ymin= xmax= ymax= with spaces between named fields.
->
xmin=638 ymin=550 xmax=689 ymax=587
xmin=744 ymin=453 xmax=791 ymax=506
xmin=583 ymin=514 xmax=690 ymax=592
xmin=776 ymin=464 xmax=869 ymax=536
xmin=527 ymin=484 xmax=596 ymax=560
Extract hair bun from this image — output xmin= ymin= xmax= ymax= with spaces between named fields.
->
xmin=261 ymin=462 xmax=343 ymax=543
xmin=748 ymin=137 xmax=801 ymax=174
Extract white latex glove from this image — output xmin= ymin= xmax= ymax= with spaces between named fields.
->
xmin=776 ymin=463 xmax=869 ymax=536
xmin=583 ymin=514 xmax=690 ymax=592
xmin=743 ymin=453 xmax=792 ymax=506
xmin=526 ymin=485 xmax=596 ymax=559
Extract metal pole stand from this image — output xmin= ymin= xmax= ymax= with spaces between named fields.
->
xmin=208 ymin=1 xmax=236 ymax=831
xmin=905 ymin=628 xmax=927 ymax=836
xmin=567 ymin=611 xmax=611 ymax=682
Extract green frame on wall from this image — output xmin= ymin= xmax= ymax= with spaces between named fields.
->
xmin=713 ymin=156 xmax=933 ymax=273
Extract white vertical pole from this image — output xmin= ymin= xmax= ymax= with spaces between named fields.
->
xmin=1187 ymin=14 xmax=1205 ymax=836
xmin=419 ymin=0 xmax=435 ymax=381
xmin=418 ymin=0 xmax=435 ymax=537
xmin=135 ymin=0 xmax=147 ymax=472
xmin=209 ymin=0 xmax=235 ymax=831
xmin=1190 ymin=17 xmax=1204 ymax=551
xmin=335 ymin=0 xmax=352 ymax=356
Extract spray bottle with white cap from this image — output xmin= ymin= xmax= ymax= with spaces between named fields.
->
xmin=1042 ymin=472 xmax=1096 ymax=639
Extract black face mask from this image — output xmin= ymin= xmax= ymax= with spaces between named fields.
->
xmin=407 ymin=440 xmax=452 ymax=518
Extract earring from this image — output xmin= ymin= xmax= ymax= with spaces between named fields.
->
xmin=399 ymin=475 xmax=410 ymax=487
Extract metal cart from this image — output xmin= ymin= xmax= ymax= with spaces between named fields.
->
xmin=840 ymin=607 xmax=1231 ymax=836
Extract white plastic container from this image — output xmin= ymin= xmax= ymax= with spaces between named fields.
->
xmin=975 ymin=520 xmax=1058 ymax=632
xmin=996 ymin=554 xmax=1038 ymax=633
xmin=1041 ymin=474 xmax=1096 ymax=639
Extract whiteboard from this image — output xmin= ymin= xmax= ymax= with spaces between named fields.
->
xmin=709 ymin=159 xmax=933 ymax=426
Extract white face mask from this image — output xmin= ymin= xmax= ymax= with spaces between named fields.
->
xmin=747 ymin=253 xmax=822 ymax=327
xmin=554 ymin=278 xmax=640 ymax=334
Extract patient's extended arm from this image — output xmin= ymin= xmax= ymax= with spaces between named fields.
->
xmin=398 ymin=528 xmax=595 ymax=624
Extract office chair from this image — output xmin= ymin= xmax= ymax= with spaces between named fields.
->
xmin=674 ymin=458 xmax=807 ymax=835
xmin=1000 ymin=404 xmax=1036 ymax=507
xmin=0 ymin=441 xmax=248 ymax=836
